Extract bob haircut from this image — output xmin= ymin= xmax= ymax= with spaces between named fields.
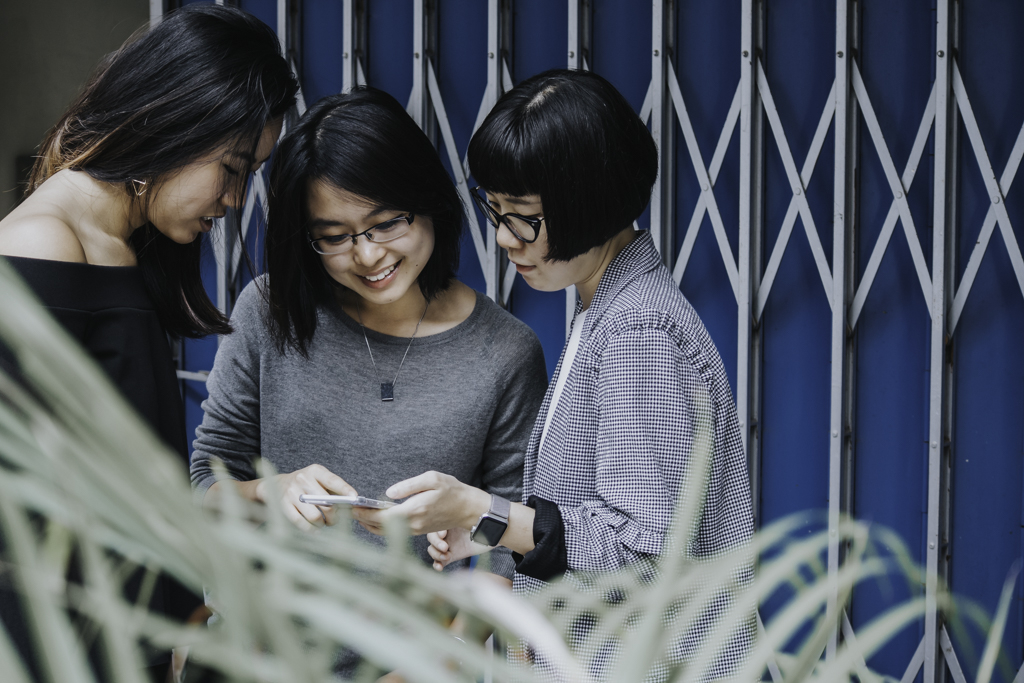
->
xmin=28 ymin=5 xmax=298 ymax=338
xmin=468 ymin=69 xmax=657 ymax=262
xmin=265 ymin=87 xmax=464 ymax=355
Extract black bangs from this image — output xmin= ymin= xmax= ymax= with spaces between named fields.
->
xmin=468 ymin=117 xmax=546 ymax=201
xmin=468 ymin=69 xmax=657 ymax=262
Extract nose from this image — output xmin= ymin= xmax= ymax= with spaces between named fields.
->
xmin=221 ymin=180 xmax=247 ymax=210
xmin=494 ymin=221 xmax=523 ymax=252
xmin=351 ymin=234 xmax=387 ymax=266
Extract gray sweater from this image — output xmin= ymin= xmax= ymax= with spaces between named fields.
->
xmin=190 ymin=281 xmax=547 ymax=579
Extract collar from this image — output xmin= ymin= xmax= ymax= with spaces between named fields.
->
xmin=575 ymin=230 xmax=662 ymax=337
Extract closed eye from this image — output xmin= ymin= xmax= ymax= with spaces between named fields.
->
xmin=371 ymin=217 xmax=407 ymax=233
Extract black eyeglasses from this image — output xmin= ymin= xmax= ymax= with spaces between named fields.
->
xmin=308 ymin=213 xmax=415 ymax=255
xmin=470 ymin=186 xmax=543 ymax=243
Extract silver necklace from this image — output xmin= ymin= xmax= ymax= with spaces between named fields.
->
xmin=356 ymin=301 xmax=428 ymax=402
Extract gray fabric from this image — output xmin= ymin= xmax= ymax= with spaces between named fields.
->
xmin=190 ymin=280 xmax=547 ymax=581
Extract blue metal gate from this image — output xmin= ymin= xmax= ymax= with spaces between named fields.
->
xmin=164 ymin=1 xmax=1024 ymax=681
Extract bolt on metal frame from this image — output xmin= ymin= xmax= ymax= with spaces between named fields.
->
xmin=162 ymin=1 xmax=1024 ymax=680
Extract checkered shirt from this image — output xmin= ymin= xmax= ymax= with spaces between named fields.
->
xmin=513 ymin=231 xmax=755 ymax=681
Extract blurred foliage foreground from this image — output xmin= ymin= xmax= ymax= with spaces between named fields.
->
xmin=0 ymin=256 xmax=1015 ymax=683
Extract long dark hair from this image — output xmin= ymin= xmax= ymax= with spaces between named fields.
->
xmin=266 ymin=88 xmax=463 ymax=355
xmin=468 ymin=69 xmax=657 ymax=261
xmin=28 ymin=4 xmax=298 ymax=338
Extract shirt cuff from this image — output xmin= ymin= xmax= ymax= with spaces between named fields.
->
xmin=513 ymin=495 xmax=568 ymax=581
xmin=483 ymin=546 xmax=517 ymax=581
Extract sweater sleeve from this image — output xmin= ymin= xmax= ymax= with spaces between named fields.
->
xmin=189 ymin=287 xmax=265 ymax=501
xmin=557 ymin=326 xmax=704 ymax=573
xmin=478 ymin=327 xmax=547 ymax=580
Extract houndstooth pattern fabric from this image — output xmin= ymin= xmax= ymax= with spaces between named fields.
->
xmin=513 ymin=231 xmax=755 ymax=681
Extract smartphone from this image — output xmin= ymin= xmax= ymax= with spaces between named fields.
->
xmin=298 ymin=494 xmax=396 ymax=510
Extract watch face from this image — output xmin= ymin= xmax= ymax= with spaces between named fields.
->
xmin=472 ymin=516 xmax=507 ymax=547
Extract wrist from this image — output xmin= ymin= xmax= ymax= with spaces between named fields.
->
xmin=250 ymin=478 xmax=267 ymax=503
xmin=461 ymin=486 xmax=492 ymax=530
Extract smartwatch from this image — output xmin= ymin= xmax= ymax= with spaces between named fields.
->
xmin=470 ymin=494 xmax=511 ymax=547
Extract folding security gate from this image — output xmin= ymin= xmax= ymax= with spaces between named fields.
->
xmin=163 ymin=1 xmax=1024 ymax=681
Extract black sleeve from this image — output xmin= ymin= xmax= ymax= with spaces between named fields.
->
xmin=513 ymin=495 xmax=569 ymax=581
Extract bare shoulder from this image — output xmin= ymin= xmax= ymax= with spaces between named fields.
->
xmin=0 ymin=209 xmax=87 ymax=263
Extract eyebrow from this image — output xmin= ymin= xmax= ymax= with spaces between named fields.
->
xmin=306 ymin=206 xmax=394 ymax=232
xmin=491 ymin=194 xmax=541 ymax=209
xmin=225 ymin=151 xmax=256 ymax=164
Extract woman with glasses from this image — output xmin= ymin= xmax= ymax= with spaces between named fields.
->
xmin=360 ymin=69 xmax=755 ymax=680
xmin=189 ymin=88 xmax=546 ymax=672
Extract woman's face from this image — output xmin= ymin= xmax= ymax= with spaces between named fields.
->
xmin=306 ymin=182 xmax=435 ymax=307
xmin=144 ymin=119 xmax=282 ymax=244
xmin=486 ymin=191 xmax=596 ymax=292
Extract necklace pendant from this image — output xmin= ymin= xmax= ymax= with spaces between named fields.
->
xmin=380 ymin=382 xmax=394 ymax=402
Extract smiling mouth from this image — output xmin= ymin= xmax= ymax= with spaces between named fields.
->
xmin=361 ymin=261 xmax=400 ymax=283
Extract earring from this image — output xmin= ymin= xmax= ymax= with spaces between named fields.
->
xmin=130 ymin=178 xmax=148 ymax=197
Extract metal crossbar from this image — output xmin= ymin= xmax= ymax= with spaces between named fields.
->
xmin=899 ymin=637 xmax=925 ymax=683
xmin=940 ymin=625 xmax=969 ymax=683
xmin=671 ymin=82 xmax=741 ymax=292
xmin=756 ymin=610 xmax=786 ymax=682
xmin=948 ymin=61 xmax=1024 ymax=334
xmin=848 ymin=64 xmax=933 ymax=325
xmin=666 ymin=63 xmax=740 ymax=299
xmin=840 ymin=609 xmax=871 ymax=677
xmin=754 ymin=62 xmax=835 ymax=319
xmin=425 ymin=60 xmax=491 ymax=290
xmin=848 ymin=77 xmax=936 ymax=330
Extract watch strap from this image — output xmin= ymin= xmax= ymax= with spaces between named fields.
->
xmin=488 ymin=493 xmax=511 ymax=523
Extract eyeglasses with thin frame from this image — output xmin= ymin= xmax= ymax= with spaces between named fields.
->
xmin=470 ymin=186 xmax=543 ymax=243
xmin=308 ymin=213 xmax=416 ymax=255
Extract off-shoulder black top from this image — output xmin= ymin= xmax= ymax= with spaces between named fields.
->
xmin=6 ymin=256 xmax=188 ymax=462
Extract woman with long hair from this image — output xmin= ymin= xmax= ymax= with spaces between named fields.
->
xmin=0 ymin=5 xmax=298 ymax=679
xmin=189 ymin=87 xmax=546 ymax=677
xmin=360 ymin=69 xmax=756 ymax=680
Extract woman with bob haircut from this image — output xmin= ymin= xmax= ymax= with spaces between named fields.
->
xmin=190 ymin=86 xmax=546 ymax=674
xmin=0 ymin=4 xmax=297 ymax=680
xmin=362 ymin=69 xmax=755 ymax=679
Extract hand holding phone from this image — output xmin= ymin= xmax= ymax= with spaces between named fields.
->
xmin=298 ymin=494 xmax=395 ymax=510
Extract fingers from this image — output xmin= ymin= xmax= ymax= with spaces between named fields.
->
xmin=283 ymin=504 xmax=318 ymax=531
xmin=296 ymin=500 xmax=329 ymax=527
xmin=427 ymin=530 xmax=452 ymax=569
xmin=385 ymin=470 xmax=443 ymax=500
xmin=357 ymin=521 xmax=385 ymax=536
xmin=351 ymin=507 xmax=386 ymax=535
xmin=264 ymin=464 xmax=358 ymax=530
xmin=287 ymin=477 xmax=333 ymax=527
xmin=427 ymin=531 xmax=449 ymax=552
xmin=310 ymin=465 xmax=357 ymax=497
xmin=427 ymin=544 xmax=450 ymax=563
